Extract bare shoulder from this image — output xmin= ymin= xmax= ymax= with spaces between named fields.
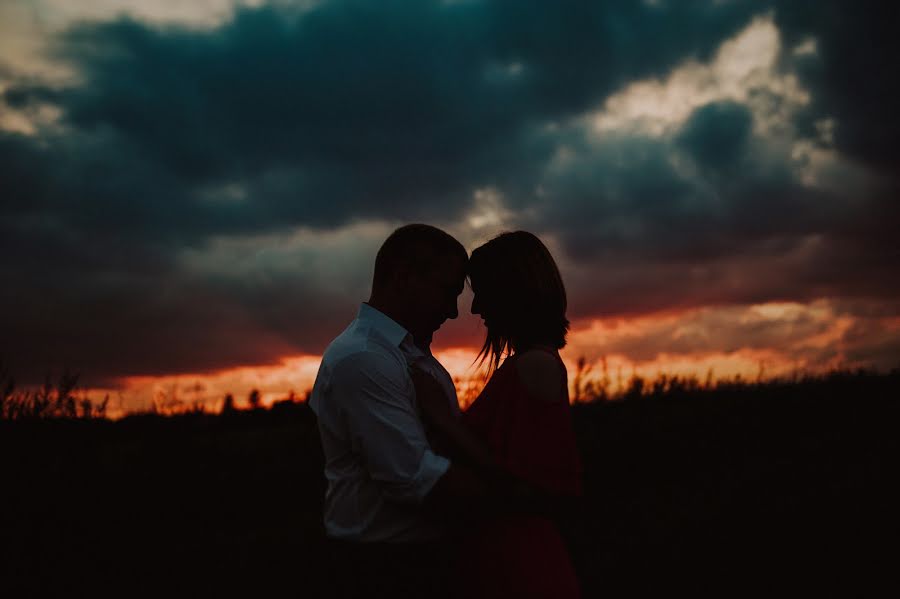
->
xmin=514 ymin=350 xmax=565 ymax=403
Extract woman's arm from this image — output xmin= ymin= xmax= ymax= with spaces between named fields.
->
xmin=409 ymin=368 xmax=499 ymax=476
xmin=504 ymin=350 xmax=583 ymax=515
xmin=412 ymin=362 xmax=580 ymax=518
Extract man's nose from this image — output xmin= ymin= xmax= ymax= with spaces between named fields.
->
xmin=448 ymin=300 xmax=459 ymax=320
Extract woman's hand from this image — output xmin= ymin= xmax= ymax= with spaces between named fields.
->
xmin=409 ymin=366 xmax=498 ymax=475
xmin=409 ymin=367 xmax=454 ymax=454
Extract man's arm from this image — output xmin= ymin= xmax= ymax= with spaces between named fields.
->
xmin=409 ymin=369 xmax=543 ymax=520
xmin=409 ymin=368 xmax=497 ymax=473
xmin=332 ymin=351 xmax=450 ymax=504
xmin=332 ymin=351 xmax=513 ymax=520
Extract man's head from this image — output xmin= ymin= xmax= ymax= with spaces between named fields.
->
xmin=369 ymin=224 xmax=468 ymax=344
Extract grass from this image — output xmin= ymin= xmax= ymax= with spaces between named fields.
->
xmin=0 ymin=362 xmax=109 ymax=420
xmin=0 ymin=367 xmax=897 ymax=596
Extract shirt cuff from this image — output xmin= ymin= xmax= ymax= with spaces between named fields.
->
xmin=414 ymin=450 xmax=451 ymax=502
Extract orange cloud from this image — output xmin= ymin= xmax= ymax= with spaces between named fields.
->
xmin=84 ymin=298 xmax=898 ymax=417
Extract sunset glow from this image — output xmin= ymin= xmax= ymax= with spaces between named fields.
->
xmin=2 ymin=1 xmax=898 ymax=412
xmin=76 ymin=297 xmax=895 ymax=417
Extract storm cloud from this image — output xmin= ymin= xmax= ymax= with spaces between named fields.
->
xmin=1 ymin=0 xmax=898 ymax=384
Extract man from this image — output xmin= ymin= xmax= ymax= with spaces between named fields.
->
xmin=309 ymin=224 xmax=470 ymax=597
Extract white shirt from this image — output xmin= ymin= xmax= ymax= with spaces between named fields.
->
xmin=414 ymin=345 xmax=461 ymax=419
xmin=309 ymin=303 xmax=456 ymax=542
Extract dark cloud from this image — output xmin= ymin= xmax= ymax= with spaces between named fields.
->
xmin=3 ymin=85 xmax=61 ymax=110
xmin=773 ymin=0 xmax=900 ymax=174
xmin=842 ymin=321 xmax=900 ymax=370
xmin=3 ymin=1 xmax=767 ymax=240
xmin=39 ymin=1 xmax=762 ymax=223
xmin=675 ymin=101 xmax=753 ymax=172
xmin=562 ymin=231 xmax=900 ymax=321
xmin=0 ymin=251 xmax=365 ymax=386
xmin=1 ymin=0 xmax=898 ymax=382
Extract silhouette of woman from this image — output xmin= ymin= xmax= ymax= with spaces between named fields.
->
xmin=413 ymin=231 xmax=582 ymax=598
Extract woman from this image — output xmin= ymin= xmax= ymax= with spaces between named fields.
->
xmin=413 ymin=231 xmax=582 ymax=598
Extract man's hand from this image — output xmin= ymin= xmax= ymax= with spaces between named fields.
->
xmin=409 ymin=367 xmax=447 ymax=413
xmin=409 ymin=366 xmax=498 ymax=475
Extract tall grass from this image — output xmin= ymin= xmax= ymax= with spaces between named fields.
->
xmin=3 ymin=356 xmax=896 ymax=420
xmin=0 ymin=361 xmax=108 ymax=420
xmin=565 ymin=355 xmax=900 ymax=403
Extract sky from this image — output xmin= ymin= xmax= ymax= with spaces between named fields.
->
xmin=1 ymin=0 xmax=898 ymax=414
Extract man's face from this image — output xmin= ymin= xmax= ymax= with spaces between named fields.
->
xmin=405 ymin=254 xmax=467 ymax=343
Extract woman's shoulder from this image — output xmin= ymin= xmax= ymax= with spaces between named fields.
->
xmin=513 ymin=348 xmax=566 ymax=404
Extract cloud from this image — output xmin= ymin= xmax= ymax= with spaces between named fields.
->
xmin=504 ymin=13 xmax=900 ymax=324
xmin=566 ymin=299 xmax=900 ymax=373
xmin=772 ymin=0 xmax=900 ymax=174
xmin=1 ymin=1 xmax=898 ymax=384
xmin=675 ymin=101 xmax=753 ymax=171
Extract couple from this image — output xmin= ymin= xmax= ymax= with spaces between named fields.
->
xmin=309 ymin=224 xmax=582 ymax=598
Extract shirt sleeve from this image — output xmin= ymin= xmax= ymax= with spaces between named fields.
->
xmin=331 ymin=350 xmax=450 ymax=504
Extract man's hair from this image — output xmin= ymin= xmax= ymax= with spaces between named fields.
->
xmin=372 ymin=224 xmax=468 ymax=293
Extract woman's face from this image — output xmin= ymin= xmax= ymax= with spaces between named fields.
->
xmin=470 ymin=278 xmax=499 ymax=330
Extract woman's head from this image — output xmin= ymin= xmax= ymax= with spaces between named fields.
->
xmin=468 ymin=231 xmax=569 ymax=372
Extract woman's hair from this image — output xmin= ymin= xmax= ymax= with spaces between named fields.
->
xmin=469 ymin=231 xmax=569 ymax=373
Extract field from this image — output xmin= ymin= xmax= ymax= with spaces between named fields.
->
xmin=2 ymin=370 xmax=898 ymax=597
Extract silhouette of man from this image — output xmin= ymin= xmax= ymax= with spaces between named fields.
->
xmin=309 ymin=224 xmax=469 ymax=597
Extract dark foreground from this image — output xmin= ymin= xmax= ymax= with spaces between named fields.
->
xmin=2 ymin=372 xmax=898 ymax=597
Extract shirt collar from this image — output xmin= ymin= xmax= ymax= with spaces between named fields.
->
xmin=357 ymin=303 xmax=428 ymax=364
xmin=357 ymin=303 xmax=412 ymax=346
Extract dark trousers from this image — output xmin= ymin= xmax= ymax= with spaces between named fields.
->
xmin=325 ymin=538 xmax=457 ymax=599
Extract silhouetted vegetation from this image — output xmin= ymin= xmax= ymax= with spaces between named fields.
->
xmin=247 ymin=388 xmax=262 ymax=410
xmin=1 ymin=367 xmax=897 ymax=595
xmin=222 ymin=392 xmax=236 ymax=414
xmin=0 ymin=362 xmax=108 ymax=420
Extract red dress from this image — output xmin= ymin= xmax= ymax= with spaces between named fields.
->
xmin=459 ymin=351 xmax=582 ymax=599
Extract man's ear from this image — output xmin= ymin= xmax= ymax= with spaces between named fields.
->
xmin=394 ymin=265 xmax=418 ymax=288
